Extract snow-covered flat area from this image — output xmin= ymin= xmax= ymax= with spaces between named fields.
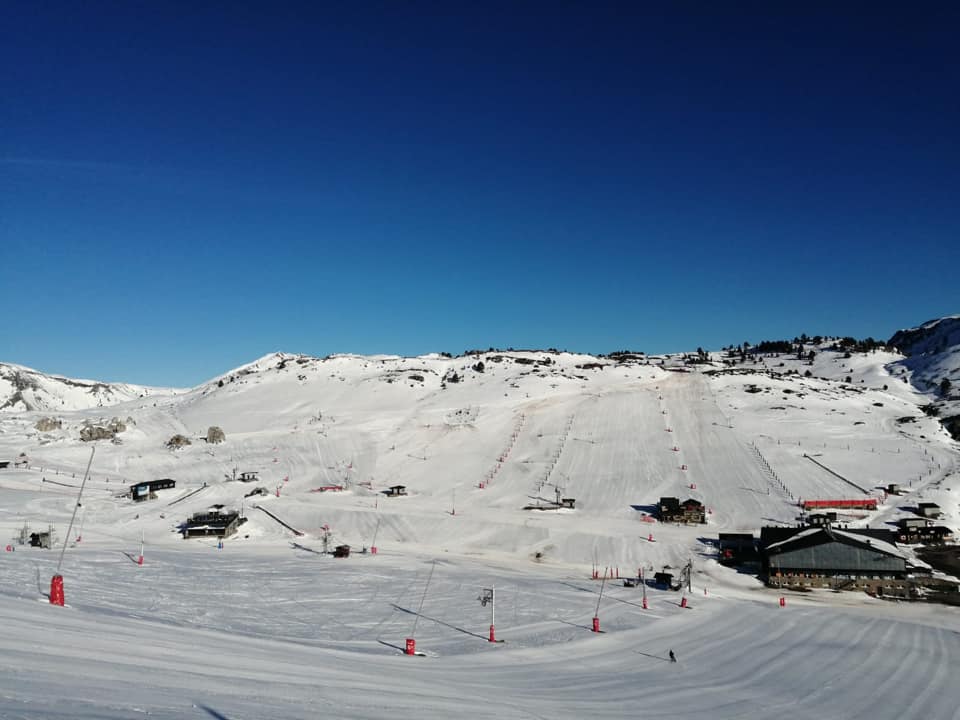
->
xmin=1 ymin=347 xmax=959 ymax=718
xmin=3 ymin=545 xmax=960 ymax=720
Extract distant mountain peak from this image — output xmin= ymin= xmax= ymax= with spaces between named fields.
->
xmin=0 ymin=362 xmax=175 ymax=413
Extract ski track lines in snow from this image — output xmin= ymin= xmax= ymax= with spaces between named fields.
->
xmin=1 ymin=563 xmax=959 ymax=720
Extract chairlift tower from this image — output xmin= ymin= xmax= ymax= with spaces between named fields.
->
xmin=479 ymin=586 xmax=496 ymax=642
xmin=681 ymin=559 xmax=693 ymax=592
xmin=321 ymin=524 xmax=331 ymax=554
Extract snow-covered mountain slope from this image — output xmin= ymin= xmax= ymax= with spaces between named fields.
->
xmin=0 ymin=361 xmax=178 ymax=413
xmin=1 ymin=345 xmax=956 ymax=567
xmin=889 ymin=315 xmax=960 ymax=358
xmin=1 ymin=339 xmax=959 ymax=719
xmin=887 ymin=316 xmax=960 ymax=438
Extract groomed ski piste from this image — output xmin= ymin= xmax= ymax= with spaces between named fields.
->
xmin=1 ymin=345 xmax=958 ymax=719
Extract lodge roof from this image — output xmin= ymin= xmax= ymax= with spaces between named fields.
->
xmin=765 ymin=527 xmax=903 ymax=559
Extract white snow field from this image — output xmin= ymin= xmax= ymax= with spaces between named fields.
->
xmin=1 ymin=347 xmax=959 ymax=719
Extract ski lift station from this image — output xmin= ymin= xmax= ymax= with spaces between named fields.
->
xmin=129 ymin=478 xmax=176 ymax=502
xmin=28 ymin=526 xmax=56 ymax=549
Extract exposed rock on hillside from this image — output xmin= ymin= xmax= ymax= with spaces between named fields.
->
xmin=206 ymin=426 xmax=226 ymax=444
xmin=107 ymin=417 xmax=127 ymax=434
xmin=889 ymin=316 xmax=960 ymax=357
xmin=888 ymin=316 xmax=960 ymax=441
xmin=35 ymin=417 xmax=62 ymax=432
xmin=80 ymin=424 xmax=115 ymax=442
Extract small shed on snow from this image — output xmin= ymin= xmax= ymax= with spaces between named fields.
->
xmin=130 ymin=478 xmax=176 ymax=502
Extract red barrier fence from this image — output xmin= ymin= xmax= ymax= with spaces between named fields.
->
xmin=801 ymin=498 xmax=877 ymax=510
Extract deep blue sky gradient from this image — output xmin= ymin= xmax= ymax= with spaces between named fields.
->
xmin=2 ymin=2 xmax=958 ymax=385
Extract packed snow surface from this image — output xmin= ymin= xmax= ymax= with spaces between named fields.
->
xmin=1 ymin=347 xmax=958 ymax=718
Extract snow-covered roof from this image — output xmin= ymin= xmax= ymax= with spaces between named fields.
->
xmin=765 ymin=527 xmax=903 ymax=559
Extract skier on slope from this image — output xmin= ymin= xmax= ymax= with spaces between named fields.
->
xmin=669 ymin=649 xmax=676 ymax=663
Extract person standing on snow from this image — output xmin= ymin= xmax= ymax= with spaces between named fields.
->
xmin=669 ymin=650 xmax=676 ymax=662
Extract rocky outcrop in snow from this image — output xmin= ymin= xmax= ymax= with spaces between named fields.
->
xmin=888 ymin=316 xmax=960 ymax=357
xmin=34 ymin=417 xmax=62 ymax=432
xmin=166 ymin=434 xmax=192 ymax=449
xmin=888 ymin=315 xmax=960 ymax=440
xmin=206 ymin=426 xmax=226 ymax=444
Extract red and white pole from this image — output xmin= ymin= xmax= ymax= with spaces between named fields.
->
xmin=370 ymin=517 xmax=380 ymax=556
xmin=593 ymin=570 xmax=607 ymax=632
xmin=51 ymin=447 xmax=95 ymax=606
xmin=489 ymin=585 xmax=496 ymax=642
xmin=138 ymin=530 xmax=144 ymax=566
xmin=49 ymin=575 xmax=64 ymax=606
xmin=407 ymin=560 xmax=435 ymax=656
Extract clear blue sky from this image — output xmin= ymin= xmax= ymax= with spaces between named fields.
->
xmin=2 ymin=2 xmax=958 ymax=386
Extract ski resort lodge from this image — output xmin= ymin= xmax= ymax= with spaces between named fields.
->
xmin=761 ymin=526 xmax=907 ymax=592
xmin=658 ymin=497 xmax=706 ymax=524
xmin=181 ymin=507 xmax=245 ymax=539
xmin=895 ymin=518 xmax=954 ymax=544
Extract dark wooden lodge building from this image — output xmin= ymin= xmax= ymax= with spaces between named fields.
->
xmin=659 ymin=497 xmax=706 ymax=524
xmin=130 ymin=478 xmax=176 ymax=502
xmin=181 ymin=507 xmax=245 ymax=539
xmin=718 ymin=533 xmax=758 ymax=565
xmin=762 ymin=526 xmax=907 ymax=592
xmin=895 ymin=518 xmax=954 ymax=545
